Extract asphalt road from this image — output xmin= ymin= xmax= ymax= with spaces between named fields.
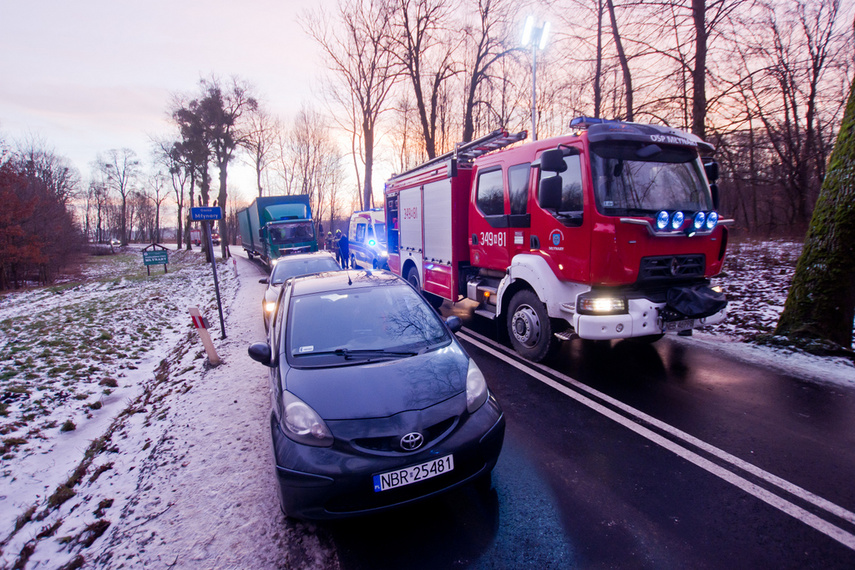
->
xmin=319 ymin=302 xmax=855 ymax=569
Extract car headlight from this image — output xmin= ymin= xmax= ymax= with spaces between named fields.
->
xmin=576 ymin=292 xmax=628 ymax=315
xmin=466 ymin=359 xmax=489 ymax=413
xmin=281 ymin=391 xmax=333 ymax=447
xmin=264 ymin=301 xmax=277 ymax=314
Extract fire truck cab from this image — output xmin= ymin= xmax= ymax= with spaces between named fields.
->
xmin=384 ymin=118 xmax=729 ymax=361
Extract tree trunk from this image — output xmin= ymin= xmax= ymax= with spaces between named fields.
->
xmin=606 ymin=0 xmax=632 ymax=121
xmin=691 ymin=0 xmax=707 ymax=139
xmin=774 ymin=74 xmax=855 ymax=349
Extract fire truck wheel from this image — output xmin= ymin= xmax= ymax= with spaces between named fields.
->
xmin=507 ymin=290 xmax=556 ymax=362
xmin=406 ymin=266 xmax=420 ymax=290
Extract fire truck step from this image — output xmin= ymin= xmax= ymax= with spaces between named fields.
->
xmin=474 ymin=308 xmax=497 ymax=320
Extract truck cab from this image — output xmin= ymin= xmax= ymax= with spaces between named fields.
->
xmin=385 ymin=119 xmax=729 ymax=362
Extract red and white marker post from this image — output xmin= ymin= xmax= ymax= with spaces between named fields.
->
xmin=189 ymin=306 xmax=221 ymax=366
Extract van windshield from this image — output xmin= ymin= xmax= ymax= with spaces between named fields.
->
xmin=590 ymin=141 xmax=712 ymax=216
xmin=373 ymin=223 xmax=386 ymax=244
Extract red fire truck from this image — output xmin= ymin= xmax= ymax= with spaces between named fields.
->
xmin=384 ymin=118 xmax=729 ymax=361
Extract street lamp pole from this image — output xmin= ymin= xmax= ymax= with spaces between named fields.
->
xmin=522 ymin=17 xmax=550 ymax=141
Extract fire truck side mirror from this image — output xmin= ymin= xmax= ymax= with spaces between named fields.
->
xmin=704 ymin=160 xmax=719 ymax=183
xmin=538 ymin=175 xmax=563 ymax=211
xmin=710 ymin=183 xmax=720 ymax=210
xmin=540 ymin=149 xmax=568 ymax=173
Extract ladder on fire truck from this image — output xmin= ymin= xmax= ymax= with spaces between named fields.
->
xmin=389 ymin=129 xmax=528 ymax=181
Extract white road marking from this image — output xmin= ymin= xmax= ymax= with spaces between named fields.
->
xmin=459 ymin=330 xmax=855 ymax=551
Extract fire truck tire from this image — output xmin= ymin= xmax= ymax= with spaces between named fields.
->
xmin=406 ymin=266 xmax=420 ymax=290
xmin=507 ymin=290 xmax=557 ymax=362
xmin=407 ymin=266 xmax=443 ymax=310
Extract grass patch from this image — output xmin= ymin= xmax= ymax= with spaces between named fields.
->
xmin=60 ymin=420 xmax=76 ymax=432
xmin=47 ymin=484 xmax=76 ymax=508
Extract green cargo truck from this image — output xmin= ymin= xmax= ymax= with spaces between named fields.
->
xmin=237 ymin=195 xmax=317 ymax=267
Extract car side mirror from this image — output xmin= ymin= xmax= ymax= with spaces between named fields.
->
xmin=248 ymin=342 xmax=273 ymax=367
xmin=538 ymin=176 xmax=562 ymax=211
xmin=445 ymin=315 xmax=462 ymax=333
xmin=259 ymin=278 xmax=269 ymax=284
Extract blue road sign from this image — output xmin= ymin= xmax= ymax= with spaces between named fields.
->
xmin=190 ymin=207 xmax=223 ymax=221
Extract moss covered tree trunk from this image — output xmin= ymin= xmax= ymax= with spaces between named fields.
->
xmin=774 ymin=72 xmax=855 ymax=349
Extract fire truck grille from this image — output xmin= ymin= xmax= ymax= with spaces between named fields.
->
xmin=639 ymin=255 xmax=705 ymax=281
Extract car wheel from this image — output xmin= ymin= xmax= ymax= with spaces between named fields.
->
xmin=507 ymin=289 xmax=557 ymax=362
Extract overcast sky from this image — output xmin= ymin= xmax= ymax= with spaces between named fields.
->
xmin=0 ymin=0 xmax=329 ymax=197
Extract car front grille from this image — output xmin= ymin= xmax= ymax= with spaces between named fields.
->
xmin=352 ymin=417 xmax=457 ymax=454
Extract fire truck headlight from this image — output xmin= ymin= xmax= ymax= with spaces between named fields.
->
xmin=705 ymin=211 xmax=719 ymax=230
xmin=577 ymin=293 xmax=628 ymax=315
xmin=693 ymin=211 xmax=706 ymax=230
xmin=368 ymin=239 xmax=376 ymax=247
xmin=670 ymin=211 xmax=685 ymax=230
xmin=656 ymin=210 xmax=670 ymax=230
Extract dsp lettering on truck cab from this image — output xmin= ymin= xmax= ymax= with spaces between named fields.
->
xmin=384 ymin=118 xmax=730 ymax=362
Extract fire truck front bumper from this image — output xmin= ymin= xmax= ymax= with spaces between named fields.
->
xmin=566 ymin=298 xmax=727 ymax=341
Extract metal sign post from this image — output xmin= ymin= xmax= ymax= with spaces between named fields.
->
xmin=191 ymin=207 xmax=226 ymax=339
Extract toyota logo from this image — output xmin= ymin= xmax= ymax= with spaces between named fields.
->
xmin=400 ymin=432 xmax=424 ymax=451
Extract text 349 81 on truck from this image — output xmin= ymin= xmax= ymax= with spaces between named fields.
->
xmin=384 ymin=117 xmax=730 ymax=361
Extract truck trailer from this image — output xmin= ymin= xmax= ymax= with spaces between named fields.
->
xmin=237 ymin=195 xmax=317 ymax=267
xmin=384 ymin=118 xmax=729 ymax=361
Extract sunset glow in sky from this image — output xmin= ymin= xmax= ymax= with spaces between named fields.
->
xmin=0 ymin=0 xmax=326 ymax=195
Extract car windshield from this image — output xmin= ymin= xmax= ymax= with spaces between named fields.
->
xmin=590 ymin=141 xmax=712 ymax=216
xmin=286 ymin=284 xmax=450 ymax=366
xmin=268 ymin=221 xmax=315 ymax=245
xmin=270 ymin=257 xmax=340 ymax=285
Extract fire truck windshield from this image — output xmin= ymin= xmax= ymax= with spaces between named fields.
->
xmin=590 ymin=141 xmax=712 ymax=216
xmin=268 ymin=221 xmax=314 ymax=245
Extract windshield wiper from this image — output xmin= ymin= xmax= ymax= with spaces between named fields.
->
xmin=294 ymin=348 xmax=418 ymax=360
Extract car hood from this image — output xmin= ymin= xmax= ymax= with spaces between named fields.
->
xmin=283 ymin=343 xmax=469 ymax=421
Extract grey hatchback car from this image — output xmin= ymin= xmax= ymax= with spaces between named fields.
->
xmin=248 ymin=270 xmax=505 ymax=520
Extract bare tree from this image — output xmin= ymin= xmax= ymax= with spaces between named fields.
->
xmin=153 ymin=140 xmax=190 ymax=249
xmin=461 ymin=0 xmax=519 ymax=142
xmin=390 ymin=0 xmax=460 ymax=158
xmin=304 ymin=0 xmax=398 ymax=210
xmin=101 ymin=148 xmax=140 ymax=246
xmin=242 ymin=105 xmax=280 ymax=197
xmin=284 ymin=107 xmax=346 ymax=231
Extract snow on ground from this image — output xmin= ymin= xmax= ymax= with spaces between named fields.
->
xmin=0 ymin=238 xmax=853 ymax=569
xmin=0 ymin=247 xmax=336 ymax=569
